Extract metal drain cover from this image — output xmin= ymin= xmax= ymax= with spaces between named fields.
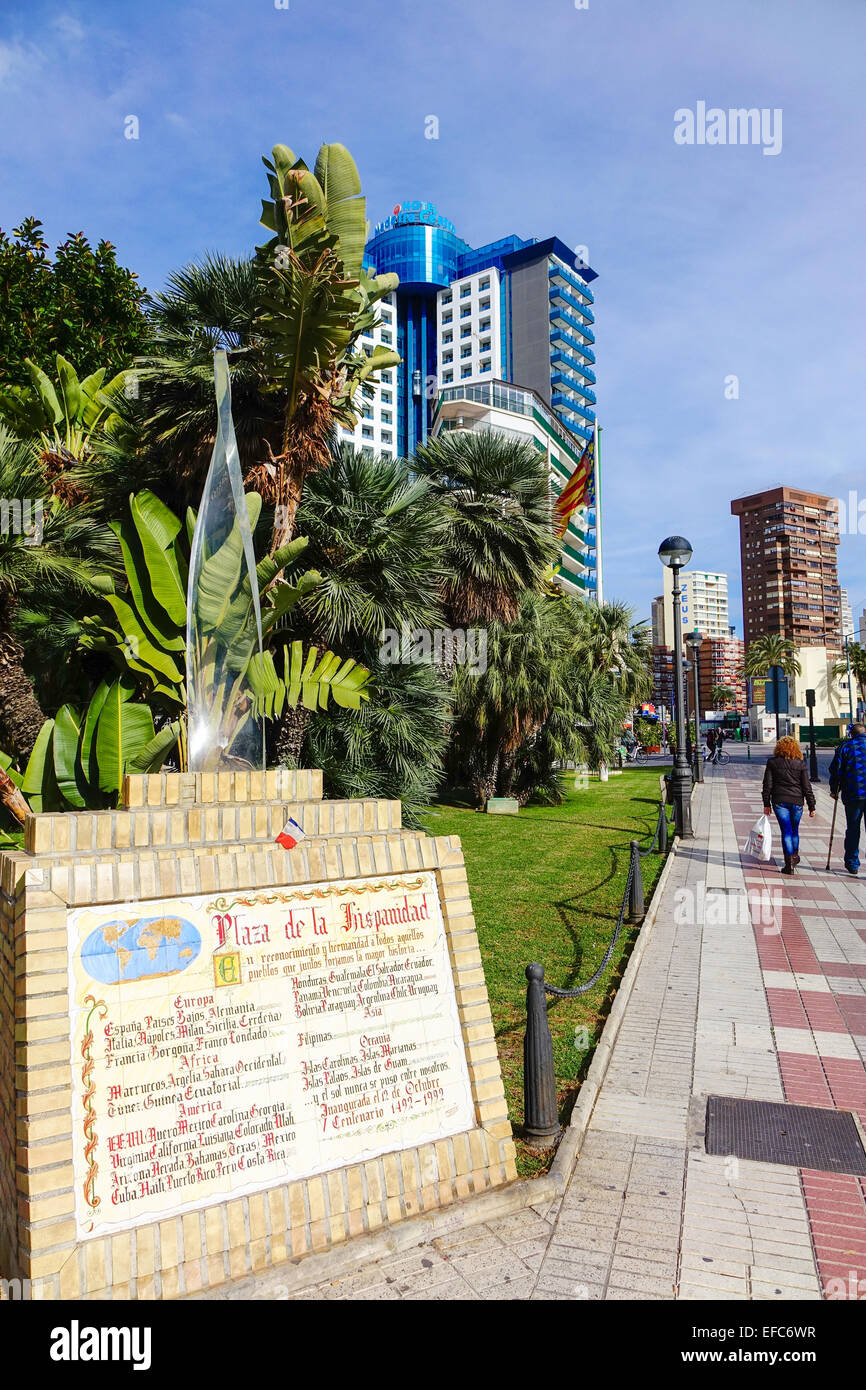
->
xmin=705 ymin=1095 xmax=866 ymax=1176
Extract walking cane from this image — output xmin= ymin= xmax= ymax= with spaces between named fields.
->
xmin=825 ymin=796 xmax=839 ymax=872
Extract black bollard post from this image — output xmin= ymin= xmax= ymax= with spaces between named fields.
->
xmin=523 ymin=964 xmax=559 ymax=1148
xmin=657 ymin=801 xmax=668 ymax=854
xmin=628 ymin=840 xmax=645 ymax=921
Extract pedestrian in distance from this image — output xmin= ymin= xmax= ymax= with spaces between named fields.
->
xmin=763 ymin=736 xmax=816 ymax=876
xmin=828 ymin=722 xmax=866 ymax=875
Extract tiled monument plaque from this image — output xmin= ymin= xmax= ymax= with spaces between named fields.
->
xmin=0 ymin=771 xmax=516 ymax=1300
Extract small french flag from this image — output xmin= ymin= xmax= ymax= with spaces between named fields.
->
xmin=275 ymin=816 xmax=306 ymax=851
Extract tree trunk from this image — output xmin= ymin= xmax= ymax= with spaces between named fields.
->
xmin=497 ymin=751 xmax=517 ymax=798
xmin=274 ymin=703 xmax=313 ymax=768
xmin=0 ymin=766 xmax=29 ymax=824
xmin=268 ymin=395 xmax=335 ymax=555
xmin=474 ymin=751 xmax=499 ymax=809
xmin=0 ymin=630 xmax=46 ymax=762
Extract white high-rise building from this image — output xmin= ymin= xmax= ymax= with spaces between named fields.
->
xmin=660 ymin=568 xmax=730 ymax=644
xmin=840 ymin=588 xmax=854 ymax=640
xmin=338 ymin=290 xmax=398 ymax=458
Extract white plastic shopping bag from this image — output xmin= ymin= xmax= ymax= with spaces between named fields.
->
xmin=743 ymin=813 xmax=773 ymax=862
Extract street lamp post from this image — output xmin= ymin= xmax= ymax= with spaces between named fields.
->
xmin=659 ymin=537 xmax=694 ymax=838
xmin=683 ymin=661 xmax=693 ymax=764
xmin=686 ymin=629 xmax=704 ymax=784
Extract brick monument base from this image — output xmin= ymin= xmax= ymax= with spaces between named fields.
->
xmin=0 ymin=770 xmax=516 ymax=1300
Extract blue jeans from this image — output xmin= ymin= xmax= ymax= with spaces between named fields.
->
xmin=773 ymin=802 xmax=803 ymax=858
xmin=843 ymin=798 xmax=866 ymax=870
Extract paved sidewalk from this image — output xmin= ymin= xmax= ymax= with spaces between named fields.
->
xmin=237 ymin=750 xmax=866 ymax=1300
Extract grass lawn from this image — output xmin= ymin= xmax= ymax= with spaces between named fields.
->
xmin=420 ymin=767 xmax=669 ymax=1177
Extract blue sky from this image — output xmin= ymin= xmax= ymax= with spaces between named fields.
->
xmin=2 ymin=0 xmax=865 ymax=634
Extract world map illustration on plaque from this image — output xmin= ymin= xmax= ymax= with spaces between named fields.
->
xmin=79 ymin=916 xmax=202 ymax=985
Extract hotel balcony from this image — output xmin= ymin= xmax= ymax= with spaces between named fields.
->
xmin=547 ymin=261 xmax=595 ymax=308
xmin=551 ymin=396 xmax=594 ymax=439
xmin=549 ymin=330 xmax=597 ymax=380
xmin=551 ymin=375 xmax=597 ymax=420
xmin=550 ymin=355 xmax=597 ymax=401
xmin=548 ymin=284 xmax=595 ymax=328
xmin=548 ymin=309 xmax=596 ymax=359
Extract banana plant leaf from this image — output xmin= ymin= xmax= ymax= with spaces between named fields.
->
xmin=94 ymin=679 xmax=155 ymax=794
xmin=21 ymin=719 xmax=60 ymax=813
xmin=130 ymin=490 xmax=187 ymax=625
xmin=53 ymin=704 xmax=86 ymax=808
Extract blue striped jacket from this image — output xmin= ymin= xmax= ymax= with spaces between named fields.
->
xmin=829 ymin=736 xmax=866 ymax=802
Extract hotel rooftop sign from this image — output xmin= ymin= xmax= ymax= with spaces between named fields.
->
xmin=373 ymin=200 xmax=456 ymax=237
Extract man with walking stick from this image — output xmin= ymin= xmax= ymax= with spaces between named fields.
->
xmin=828 ymin=723 xmax=866 ymax=875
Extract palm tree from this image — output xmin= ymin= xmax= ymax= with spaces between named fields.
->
xmin=569 ymin=600 xmax=653 ymax=708
xmin=412 ymin=430 xmax=559 ymax=625
xmin=744 ymin=633 xmax=801 ymax=679
xmin=273 ymin=442 xmax=447 ymax=768
xmin=0 ymin=425 xmax=120 ymax=759
xmin=115 ymin=143 xmax=399 ymax=550
xmin=451 ymin=590 xmax=577 ymax=805
xmin=295 ymin=441 xmax=445 ymax=650
xmin=831 ymin=642 xmax=866 ymax=706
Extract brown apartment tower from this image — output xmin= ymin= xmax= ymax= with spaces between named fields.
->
xmin=730 ymin=487 xmax=841 ymax=655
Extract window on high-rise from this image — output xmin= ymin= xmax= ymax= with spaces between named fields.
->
xmin=460 ymin=284 xmax=471 ymax=298
xmin=442 ymin=312 xmax=452 ymax=324
xmin=479 ymin=298 xmax=491 ymax=311
xmin=461 ymin=367 xmax=472 ymax=378
xmin=460 ymin=306 xmax=471 ymax=318
xmin=479 ymin=276 xmax=490 ymax=290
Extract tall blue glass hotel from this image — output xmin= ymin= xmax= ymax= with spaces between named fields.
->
xmin=342 ymin=200 xmax=601 ymax=599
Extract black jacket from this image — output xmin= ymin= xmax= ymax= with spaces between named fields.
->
xmin=762 ymin=755 xmax=816 ymax=811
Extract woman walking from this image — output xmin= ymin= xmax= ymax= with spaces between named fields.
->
xmin=762 ymin=736 xmax=816 ymax=875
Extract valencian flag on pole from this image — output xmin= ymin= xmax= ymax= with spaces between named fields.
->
xmin=553 ymin=436 xmax=595 ymax=539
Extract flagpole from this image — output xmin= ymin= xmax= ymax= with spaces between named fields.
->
xmin=593 ymin=417 xmax=604 ymax=605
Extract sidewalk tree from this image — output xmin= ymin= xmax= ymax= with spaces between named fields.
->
xmin=744 ymin=633 xmax=801 ymax=679
xmin=831 ymin=642 xmax=866 ymax=705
